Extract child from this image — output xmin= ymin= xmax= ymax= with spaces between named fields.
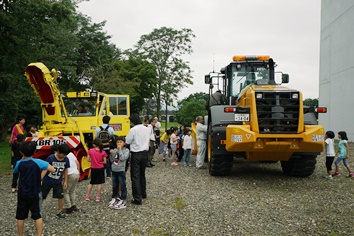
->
xmin=323 ymin=130 xmax=335 ymax=179
xmin=333 ymin=131 xmax=354 ymax=177
xmin=86 ymin=138 xmax=107 ymax=202
xmin=14 ymin=141 xmax=55 ymax=236
xmin=182 ymin=129 xmax=194 ymax=167
xmin=108 ymin=136 xmax=130 ymax=210
xmin=170 ymin=128 xmax=180 ymax=166
xmin=62 ymin=151 xmax=80 ymax=214
xmin=11 ymin=134 xmax=26 ymax=192
xmin=159 ymin=129 xmax=171 ymax=161
xmin=26 ymin=124 xmax=39 ymax=137
xmin=41 ymin=143 xmax=71 ymax=218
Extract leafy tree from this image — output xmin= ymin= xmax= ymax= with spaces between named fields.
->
xmin=0 ymin=0 xmax=120 ymax=141
xmin=134 ymin=27 xmax=195 ymax=119
xmin=175 ymin=92 xmax=209 ymax=126
xmin=303 ymin=98 xmax=318 ymax=107
xmin=92 ymin=55 xmax=157 ymax=114
xmin=0 ymin=0 xmax=80 ymax=140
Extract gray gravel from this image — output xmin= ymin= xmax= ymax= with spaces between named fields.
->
xmin=1 ymin=147 xmax=354 ymax=236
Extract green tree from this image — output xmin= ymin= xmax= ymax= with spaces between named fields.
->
xmin=0 ymin=0 xmax=119 ymax=141
xmin=303 ymin=98 xmax=318 ymax=107
xmin=0 ymin=0 xmax=80 ymax=140
xmin=134 ymin=27 xmax=195 ymax=119
xmin=175 ymin=92 xmax=209 ymax=126
xmin=92 ymin=54 xmax=157 ymax=114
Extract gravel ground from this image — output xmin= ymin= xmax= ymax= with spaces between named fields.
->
xmin=1 ymin=145 xmax=354 ymax=236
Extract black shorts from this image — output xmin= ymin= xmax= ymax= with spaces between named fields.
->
xmin=16 ymin=194 xmax=41 ymax=220
xmin=41 ymin=182 xmax=64 ymax=199
xmin=90 ymin=168 xmax=105 ymax=184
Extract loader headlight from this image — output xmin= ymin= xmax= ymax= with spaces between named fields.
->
xmin=292 ymin=93 xmax=299 ymax=99
xmin=256 ymin=93 xmax=263 ymax=99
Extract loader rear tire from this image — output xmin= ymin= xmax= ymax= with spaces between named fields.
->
xmin=281 ymin=155 xmax=317 ymax=177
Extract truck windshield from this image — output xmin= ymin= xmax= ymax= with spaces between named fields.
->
xmin=231 ymin=64 xmax=270 ymax=97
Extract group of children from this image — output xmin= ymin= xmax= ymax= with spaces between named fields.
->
xmin=158 ymin=126 xmax=194 ymax=167
xmin=84 ymin=136 xmax=130 ymax=210
xmin=12 ymin=135 xmax=130 ymax=236
xmin=324 ymin=130 xmax=354 ymax=179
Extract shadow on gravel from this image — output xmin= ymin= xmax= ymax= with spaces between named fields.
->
xmin=218 ymin=158 xmax=289 ymax=181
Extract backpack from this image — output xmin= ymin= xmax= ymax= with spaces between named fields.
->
xmin=98 ymin=126 xmax=111 ymax=148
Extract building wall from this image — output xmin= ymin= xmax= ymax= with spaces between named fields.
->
xmin=319 ymin=0 xmax=354 ymax=140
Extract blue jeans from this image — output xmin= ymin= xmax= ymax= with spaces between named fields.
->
xmin=111 ymin=171 xmax=127 ymax=200
xmin=183 ymin=149 xmax=192 ymax=165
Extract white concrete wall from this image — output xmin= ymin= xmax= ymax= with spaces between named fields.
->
xmin=319 ymin=0 xmax=354 ymax=140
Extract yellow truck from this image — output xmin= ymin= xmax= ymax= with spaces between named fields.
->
xmin=25 ymin=62 xmax=130 ymax=180
xmin=205 ymin=55 xmax=325 ymax=177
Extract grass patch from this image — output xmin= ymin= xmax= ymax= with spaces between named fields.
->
xmin=0 ymin=141 xmax=12 ymax=176
xmin=160 ymin=122 xmax=181 ymax=132
xmin=171 ymin=197 xmax=187 ymax=211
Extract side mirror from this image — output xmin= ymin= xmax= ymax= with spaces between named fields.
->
xmin=282 ymin=74 xmax=289 ymax=83
xmin=204 ymin=74 xmax=211 ymax=84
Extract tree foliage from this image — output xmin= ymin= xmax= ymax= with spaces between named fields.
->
xmin=175 ymin=92 xmax=209 ymax=126
xmin=303 ymin=98 xmax=318 ymax=107
xmin=134 ymin=27 xmax=195 ymax=118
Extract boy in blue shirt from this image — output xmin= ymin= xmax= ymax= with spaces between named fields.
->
xmin=41 ymin=144 xmax=71 ymax=218
xmin=13 ymin=141 xmax=55 ymax=236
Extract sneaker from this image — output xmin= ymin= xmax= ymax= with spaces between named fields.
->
xmin=323 ymin=174 xmax=333 ymax=179
xmin=56 ymin=211 xmax=66 ymax=218
xmin=95 ymin=196 xmax=100 ymax=202
xmin=62 ymin=207 xmax=73 ymax=214
xmin=113 ymin=200 xmax=126 ymax=210
xmin=188 ymin=164 xmax=192 ymax=167
xmin=85 ymin=194 xmax=91 ymax=201
xmin=108 ymin=198 xmax=116 ymax=207
xmin=348 ymin=173 xmax=354 ymax=177
xmin=71 ymin=205 xmax=78 ymax=212
xmin=163 ymin=158 xmax=166 ymax=162
xmin=333 ymin=172 xmax=341 ymax=177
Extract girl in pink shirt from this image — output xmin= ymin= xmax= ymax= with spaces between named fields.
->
xmin=85 ymin=138 xmax=107 ymax=202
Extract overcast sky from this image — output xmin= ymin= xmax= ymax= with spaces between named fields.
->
xmin=78 ymin=0 xmax=321 ymax=100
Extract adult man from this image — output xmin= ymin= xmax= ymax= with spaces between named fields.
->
xmin=206 ymin=90 xmax=228 ymax=110
xmin=146 ymin=118 xmax=156 ymax=167
xmin=95 ymin=115 xmax=115 ymax=178
xmin=125 ymin=113 xmax=150 ymax=205
xmin=154 ymin=117 xmax=161 ymax=147
xmin=195 ymin=116 xmax=208 ymax=169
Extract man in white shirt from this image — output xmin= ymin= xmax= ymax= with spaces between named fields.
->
xmin=196 ymin=116 xmax=207 ymax=169
xmin=125 ymin=113 xmax=150 ymax=205
xmin=154 ymin=117 xmax=161 ymax=147
xmin=147 ymin=118 xmax=156 ymax=167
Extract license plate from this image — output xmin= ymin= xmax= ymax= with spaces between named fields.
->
xmin=235 ymin=113 xmax=249 ymax=121
xmin=231 ymin=135 xmax=242 ymax=142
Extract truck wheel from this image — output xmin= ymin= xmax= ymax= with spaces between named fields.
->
xmin=281 ymin=155 xmax=317 ymax=177
xmin=208 ymin=125 xmax=233 ymax=176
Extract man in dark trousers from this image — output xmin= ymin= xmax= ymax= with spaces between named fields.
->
xmin=125 ymin=113 xmax=150 ymax=205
